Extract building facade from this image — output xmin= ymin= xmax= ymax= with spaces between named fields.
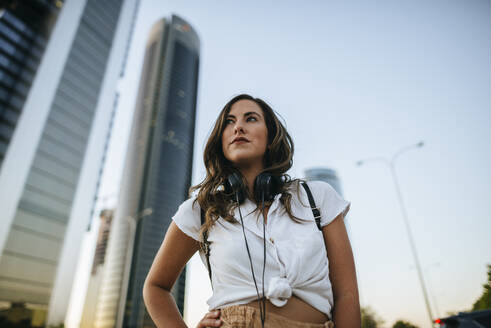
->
xmin=0 ymin=1 xmax=62 ymax=172
xmin=80 ymin=209 xmax=114 ymax=328
xmin=93 ymin=14 xmax=200 ymax=328
xmin=0 ymin=0 xmax=138 ymax=326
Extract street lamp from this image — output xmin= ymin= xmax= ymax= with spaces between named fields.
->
xmin=356 ymin=141 xmax=435 ymax=327
xmin=425 ymin=262 xmax=441 ymax=319
xmin=124 ymin=207 xmax=153 ymax=231
xmin=409 ymin=261 xmax=442 ymax=320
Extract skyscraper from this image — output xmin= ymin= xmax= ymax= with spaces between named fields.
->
xmin=93 ymin=14 xmax=200 ymax=328
xmin=0 ymin=0 xmax=62 ymax=171
xmin=0 ymin=0 xmax=138 ymax=326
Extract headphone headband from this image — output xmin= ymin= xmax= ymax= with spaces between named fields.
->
xmin=224 ymin=171 xmax=282 ymax=204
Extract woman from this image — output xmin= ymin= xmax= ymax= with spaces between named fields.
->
xmin=143 ymin=94 xmax=360 ymax=327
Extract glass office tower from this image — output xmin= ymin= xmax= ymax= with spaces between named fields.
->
xmin=0 ymin=1 xmax=62 ymax=171
xmin=0 ymin=0 xmax=138 ymax=326
xmin=94 ymin=14 xmax=200 ymax=328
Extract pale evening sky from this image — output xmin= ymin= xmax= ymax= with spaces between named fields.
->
xmin=69 ymin=1 xmax=491 ymax=327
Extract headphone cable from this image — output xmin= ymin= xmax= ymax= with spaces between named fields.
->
xmin=236 ymin=193 xmax=266 ymax=328
xmin=261 ymin=192 xmax=267 ymax=326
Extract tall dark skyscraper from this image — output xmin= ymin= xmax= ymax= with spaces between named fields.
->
xmin=0 ymin=0 xmax=138 ymax=326
xmin=94 ymin=15 xmax=200 ymax=328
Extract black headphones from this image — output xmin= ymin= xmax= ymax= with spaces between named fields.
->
xmin=223 ymin=171 xmax=283 ymax=328
xmin=224 ymin=171 xmax=283 ymax=204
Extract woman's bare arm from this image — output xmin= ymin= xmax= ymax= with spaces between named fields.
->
xmin=322 ymin=214 xmax=361 ymax=328
xmin=143 ymin=221 xmax=200 ymax=327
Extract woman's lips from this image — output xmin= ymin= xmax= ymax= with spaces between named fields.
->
xmin=232 ymin=138 xmax=249 ymax=144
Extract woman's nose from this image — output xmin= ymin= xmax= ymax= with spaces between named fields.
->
xmin=233 ymin=120 xmax=245 ymax=134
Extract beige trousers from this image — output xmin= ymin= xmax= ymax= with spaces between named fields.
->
xmin=219 ymin=305 xmax=335 ymax=328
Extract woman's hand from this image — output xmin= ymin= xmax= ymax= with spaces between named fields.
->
xmin=196 ymin=309 xmax=222 ymax=328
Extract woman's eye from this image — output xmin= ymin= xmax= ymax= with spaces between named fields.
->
xmin=247 ymin=116 xmax=257 ymax=122
xmin=225 ymin=119 xmax=234 ymax=125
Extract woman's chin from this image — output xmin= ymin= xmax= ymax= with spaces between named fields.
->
xmin=228 ymin=156 xmax=261 ymax=169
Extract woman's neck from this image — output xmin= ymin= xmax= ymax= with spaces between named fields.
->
xmin=238 ymin=164 xmax=264 ymax=198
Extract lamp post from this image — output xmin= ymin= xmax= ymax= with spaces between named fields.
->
xmin=356 ymin=141 xmax=435 ymax=327
xmin=116 ymin=207 xmax=153 ymax=327
xmin=425 ymin=262 xmax=441 ymax=319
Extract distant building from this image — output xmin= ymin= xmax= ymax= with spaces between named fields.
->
xmin=304 ymin=167 xmax=345 ymax=196
xmin=0 ymin=0 xmax=138 ymax=326
xmin=304 ymin=167 xmax=352 ymax=237
xmin=93 ymin=15 xmax=200 ymax=328
xmin=80 ymin=209 xmax=114 ymax=328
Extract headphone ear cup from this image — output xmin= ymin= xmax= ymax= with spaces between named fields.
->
xmin=254 ymin=172 xmax=281 ymax=203
xmin=225 ymin=172 xmax=246 ymax=204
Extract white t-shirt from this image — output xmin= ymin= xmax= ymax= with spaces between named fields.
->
xmin=171 ymin=180 xmax=351 ymax=319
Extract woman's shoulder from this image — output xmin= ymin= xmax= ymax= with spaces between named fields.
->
xmin=303 ymin=180 xmax=336 ymax=195
xmin=286 ymin=178 xmax=334 ymax=198
xmin=304 ymin=180 xmax=351 ymax=226
xmin=171 ymin=194 xmax=201 ymax=242
xmin=179 ymin=194 xmax=200 ymax=211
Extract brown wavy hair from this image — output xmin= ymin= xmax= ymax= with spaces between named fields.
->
xmin=189 ymin=94 xmax=307 ymax=240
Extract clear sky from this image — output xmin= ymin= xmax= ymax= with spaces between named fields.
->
xmin=70 ymin=1 xmax=491 ymax=327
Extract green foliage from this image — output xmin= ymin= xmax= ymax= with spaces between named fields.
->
xmin=361 ymin=306 xmax=384 ymax=328
xmin=392 ymin=319 xmax=419 ymax=328
xmin=472 ymin=264 xmax=491 ymax=311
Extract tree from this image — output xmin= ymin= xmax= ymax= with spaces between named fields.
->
xmin=361 ymin=306 xmax=384 ymax=328
xmin=392 ymin=320 xmax=419 ymax=328
xmin=472 ymin=264 xmax=491 ymax=311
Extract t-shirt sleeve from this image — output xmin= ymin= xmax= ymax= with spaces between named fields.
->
xmin=310 ymin=180 xmax=351 ymax=228
xmin=171 ymin=196 xmax=202 ymax=242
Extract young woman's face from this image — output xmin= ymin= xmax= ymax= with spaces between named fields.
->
xmin=221 ymin=99 xmax=269 ymax=169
